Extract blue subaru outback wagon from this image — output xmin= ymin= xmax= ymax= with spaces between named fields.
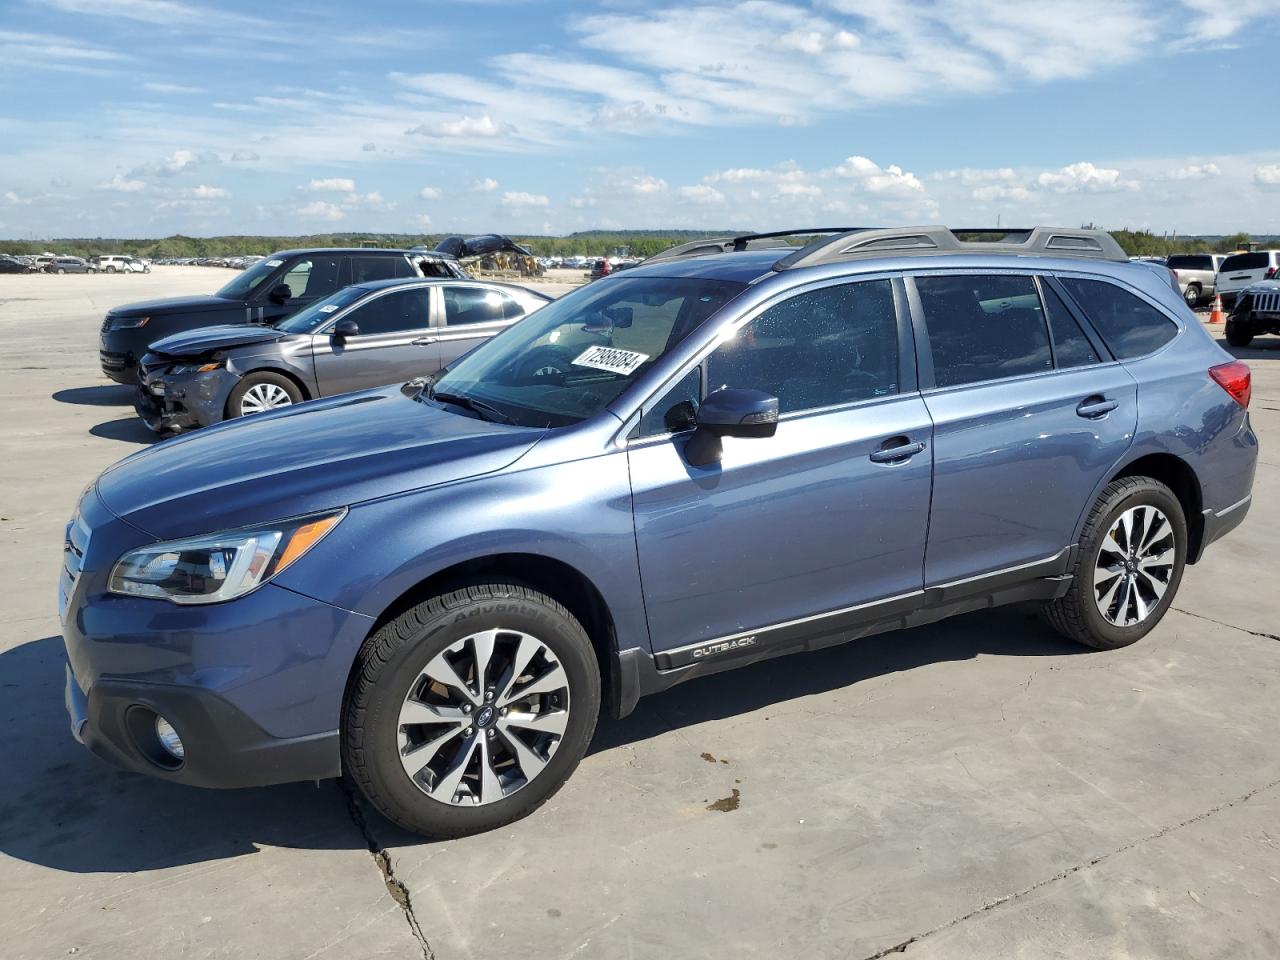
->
xmin=61 ymin=226 xmax=1257 ymax=837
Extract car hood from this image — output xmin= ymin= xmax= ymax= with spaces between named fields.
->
xmin=1242 ymin=280 xmax=1280 ymax=294
xmin=148 ymin=324 xmax=288 ymax=357
xmin=96 ymin=386 xmax=546 ymax=538
xmin=108 ymin=294 xmax=241 ymax=318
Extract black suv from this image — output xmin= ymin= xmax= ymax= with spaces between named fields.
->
xmin=99 ymin=248 xmax=467 ymax=383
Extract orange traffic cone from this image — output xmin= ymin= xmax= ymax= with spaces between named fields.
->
xmin=1209 ymin=294 xmax=1224 ymax=325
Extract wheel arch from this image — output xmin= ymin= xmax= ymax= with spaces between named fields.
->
xmin=353 ymin=552 xmax=623 ymax=718
xmin=1108 ymin=452 xmax=1205 ymax=562
xmin=225 ymin=366 xmax=314 ymax=418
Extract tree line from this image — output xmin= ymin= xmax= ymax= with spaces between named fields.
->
xmin=1 ymin=228 xmax=1274 ymax=260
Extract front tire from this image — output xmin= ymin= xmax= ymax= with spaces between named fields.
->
xmin=106 ymin=265 xmax=117 ymax=274
xmin=1044 ymin=477 xmax=1186 ymax=650
xmin=227 ymin=371 xmax=302 ymax=418
xmin=1225 ymin=318 xmax=1253 ymax=348
xmin=343 ymin=582 xmax=600 ymax=838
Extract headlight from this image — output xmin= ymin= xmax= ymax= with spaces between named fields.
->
xmin=111 ymin=315 xmax=150 ymax=329
xmin=108 ymin=510 xmax=345 ymax=604
xmin=170 ymin=360 xmax=223 ymax=375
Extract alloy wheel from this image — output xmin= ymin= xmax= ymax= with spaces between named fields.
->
xmin=239 ymin=382 xmax=293 ymax=415
xmin=396 ymin=628 xmax=570 ymax=806
xmin=1093 ymin=504 xmax=1176 ymax=626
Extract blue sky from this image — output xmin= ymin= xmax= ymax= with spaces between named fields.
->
xmin=1 ymin=0 xmax=1279 ymax=239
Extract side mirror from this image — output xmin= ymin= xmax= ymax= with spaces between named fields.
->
xmin=268 ymin=283 xmax=292 ymax=304
xmin=331 ymin=318 xmax=359 ymax=342
xmin=684 ymin=388 xmax=779 ymax=467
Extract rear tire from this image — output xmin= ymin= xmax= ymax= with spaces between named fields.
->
xmin=227 ymin=370 xmax=302 ymax=418
xmin=1225 ymin=319 xmax=1253 ymax=348
xmin=106 ymin=266 xmax=117 ymax=274
xmin=343 ymin=582 xmax=600 ymax=838
xmin=1183 ymin=283 xmax=1201 ymax=306
xmin=1043 ymin=477 xmax=1186 ymax=650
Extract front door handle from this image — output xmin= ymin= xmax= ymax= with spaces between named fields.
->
xmin=411 ymin=337 xmax=439 ymax=346
xmin=1076 ymin=396 xmax=1118 ymax=419
xmin=869 ymin=437 xmax=926 ymax=463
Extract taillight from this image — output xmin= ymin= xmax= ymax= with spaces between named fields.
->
xmin=1209 ymin=360 xmax=1251 ymax=408
xmin=1265 ymin=266 xmax=1278 ymax=280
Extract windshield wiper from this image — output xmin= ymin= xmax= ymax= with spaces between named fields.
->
xmin=428 ymin=387 xmax=515 ymax=425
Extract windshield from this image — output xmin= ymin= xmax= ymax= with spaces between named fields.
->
xmin=274 ymin=285 xmax=369 ymax=333
xmin=215 ymin=256 xmax=286 ymax=300
xmin=430 ymin=276 xmax=746 ymax=427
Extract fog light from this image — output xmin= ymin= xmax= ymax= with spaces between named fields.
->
xmin=155 ymin=716 xmax=185 ymax=760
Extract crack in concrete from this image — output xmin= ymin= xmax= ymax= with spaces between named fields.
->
xmin=854 ymin=777 xmax=1280 ymax=959
xmin=1172 ymin=606 xmax=1280 ymax=642
xmin=341 ymin=782 xmax=434 ymax=960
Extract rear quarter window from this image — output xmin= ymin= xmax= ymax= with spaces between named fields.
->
xmin=1166 ymin=255 xmax=1212 ymax=271
xmin=1058 ymin=277 xmax=1178 ymax=359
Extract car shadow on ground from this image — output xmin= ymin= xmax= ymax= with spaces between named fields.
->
xmin=0 ymin=607 xmax=1086 ymax=873
xmin=52 ymin=385 xmax=137 ymax=406
xmin=88 ymin=417 xmax=158 ymax=445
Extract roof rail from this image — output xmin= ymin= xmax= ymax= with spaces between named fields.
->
xmin=773 ymin=225 xmax=1128 ymax=270
xmin=643 ymin=227 xmax=867 ymax=264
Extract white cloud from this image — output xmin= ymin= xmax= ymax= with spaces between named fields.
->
xmin=835 ymin=156 xmax=925 ymax=196
xmin=191 ymin=184 xmax=229 ymax=199
xmin=1254 ymin=164 xmax=1280 ymax=187
xmin=409 ymin=114 xmax=514 ymax=138
xmin=1167 ymin=162 xmax=1221 ymax=181
xmin=96 ymin=174 xmax=146 ymax=192
xmin=678 ymin=184 xmax=724 ymax=204
xmin=500 ymin=191 xmax=550 ymax=208
xmin=972 ymin=184 xmax=1033 ymax=203
xmin=568 ymin=195 xmax=597 ymax=208
xmin=141 ymin=81 xmax=203 ymax=94
xmin=413 ymin=213 xmax=432 ymax=227
xmin=778 ymin=182 xmax=822 ymax=197
xmin=418 ymin=186 xmax=442 ymax=200
xmin=471 ymin=177 xmax=499 ymax=192
xmin=305 ymin=177 xmax=356 ymax=193
xmin=297 ymin=200 xmax=344 ymax=220
xmin=1036 ymin=161 xmax=1137 ymax=193
xmin=230 ymin=151 xmax=259 ymax=162
xmin=362 ymin=142 xmax=376 ymax=152
xmin=624 ymin=174 xmax=667 ymax=195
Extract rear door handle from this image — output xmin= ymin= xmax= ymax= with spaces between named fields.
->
xmin=411 ymin=337 xmax=439 ymax=346
xmin=869 ymin=437 xmax=926 ymax=463
xmin=1077 ymin=396 xmax=1118 ymax=419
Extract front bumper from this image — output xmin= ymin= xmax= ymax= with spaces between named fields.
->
xmin=135 ymin=366 xmax=238 ymax=433
xmin=61 ymin=486 xmax=375 ymax=788
xmin=64 ymin=663 xmax=340 ymax=788
xmin=100 ymin=349 xmax=138 ymax=384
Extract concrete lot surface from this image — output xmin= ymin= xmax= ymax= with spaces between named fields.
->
xmin=1 ymin=269 xmax=1277 ymax=959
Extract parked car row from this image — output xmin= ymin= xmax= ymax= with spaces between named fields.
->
xmin=64 ymin=224 xmax=1256 ymax=841
xmin=96 ymin=241 xmax=551 ymax=435
xmin=1129 ymin=250 xmax=1280 ymax=307
xmin=152 ymin=255 xmax=266 ymax=269
xmin=0 ymin=254 xmax=153 ymax=274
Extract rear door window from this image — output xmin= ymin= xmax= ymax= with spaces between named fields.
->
xmin=1166 ymin=255 xmax=1213 ymax=271
xmin=278 ymin=256 xmax=343 ymax=301
xmin=443 ymin=286 xmax=526 ymax=325
xmin=1058 ymin=277 xmax=1178 ymax=359
xmin=350 ymin=256 xmax=402 ymax=284
xmin=915 ymin=275 xmax=1052 ymax=388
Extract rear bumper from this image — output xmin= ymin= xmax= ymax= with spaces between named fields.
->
xmin=65 ymin=664 xmax=340 ymax=788
xmin=1196 ymin=494 xmax=1252 ymax=561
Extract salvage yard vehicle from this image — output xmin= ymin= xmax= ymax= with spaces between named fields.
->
xmin=0 ymin=255 xmax=26 ymax=274
xmin=1215 ymin=249 xmax=1280 ymax=307
xmin=46 ymin=256 xmax=95 ymax=274
xmin=134 ymin=278 xmax=550 ymax=433
xmin=94 ymin=255 xmax=150 ymax=274
xmin=1225 ymin=279 xmax=1280 ymax=346
xmin=61 ymin=226 xmax=1256 ymax=839
xmin=1165 ymin=253 xmax=1226 ymax=306
xmin=99 ymin=247 xmax=469 ymax=383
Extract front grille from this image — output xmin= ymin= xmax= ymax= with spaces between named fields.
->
xmin=1252 ymin=290 xmax=1280 ymax=314
xmin=60 ymin=512 xmax=91 ymax=617
xmin=99 ymin=350 xmax=126 ymax=369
